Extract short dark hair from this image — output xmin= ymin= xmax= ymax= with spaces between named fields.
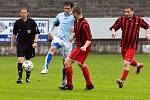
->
xmin=63 ymin=1 xmax=74 ymax=8
xmin=20 ymin=7 xmax=29 ymax=12
xmin=124 ymin=5 xmax=134 ymax=11
xmin=72 ymin=6 xmax=82 ymax=15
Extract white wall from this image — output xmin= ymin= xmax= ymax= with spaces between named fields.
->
xmin=86 ymin=17 xmax=150 ymax=39
xmin=0 ymin=17 xmax=149 ymax=42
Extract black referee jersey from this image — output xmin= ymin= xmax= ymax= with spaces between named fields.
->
xmin=13 ymin=17 xmax=40 ymax=44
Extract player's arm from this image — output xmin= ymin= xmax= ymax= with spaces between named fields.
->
xmin=11 ymin=34 xmax=16 ymax=48
xmin=70 ymin=19 xmax=74 ymax=33
xmin=110 ymin=17 xmax=121 ymax=38
xmin=81 ymin=23 xmax=92 ymax=51
xmin=48 ymin=15 xmax=60 ymax=40
xmin=32 ymin=34 xmax=39 ymax=48
xmin=69 ymin=33 xmax=75 ymax=42
xmin=32 ymin=20 xmax=40 ymax=48
xmin=81 ymin=40 xmax=91 ymax=51
xmin=111 ymin=28 xmax=117 ymax=38
xmin=69 ymin=19 xmax=75 ymax=42
xmin=11 ymin=34 xmax=16 ymax=50
xmin=48 ymin=21 xmax=55 ymax=40
xmin=140 ymin=17 xmax=150 ymax=40
xmin=34 ymin=34 xmax=38 ymax=43
xmin=11 ymin=21 xmax=18 ymax=50
xmin=70 ymin=27 xmax=74 ymax=33
xmin=145 ymin=29 xmax=150 ymax=41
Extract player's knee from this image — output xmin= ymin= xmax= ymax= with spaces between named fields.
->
xmin=49 ymin=46 xmax=57 ymax=54
xmin=124 ymin=66 xmax=129 ymax=70
xmin=64 ymin=58 xmax=71 ymax=68
xmin=65 ymin=60 xmax=70 ymax=65
xmin=78 ymin=63 xmax=82 ymax=68
xmin=64 ymin=61 xmax=69 ymax=67
xmin=78 ymin=63 xmax=86 ymax=68
xmin=124 ymin=60 xmax=130 ymax=70
xmin=18 ymin=57 xmax=24 ymax=63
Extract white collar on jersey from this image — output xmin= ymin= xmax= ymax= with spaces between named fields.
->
xmin=64 ymin=12 xmax=72 ymax=17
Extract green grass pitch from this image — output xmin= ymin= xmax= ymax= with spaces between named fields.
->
xmin=0 ymin=53 xmax=150 ymax=100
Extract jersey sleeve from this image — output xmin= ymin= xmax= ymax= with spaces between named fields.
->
xmin=13 ymin=21 xmax=18 ymax=35
xmin=49 ymin=14 xmax=60 ymax=33
xmin=82 ymin=23 xmax=92 ymax=41
xmin=53 ymin=14 xmax=60 ymax=26
xmin=33 ymin=20 xmax=40 ymax=34
xmin=110 ymin=17 xmax=121 ymax=31
xmin=140 ymin=17 xmax=149 ymax=29
xmin=70 ymin=18 xmax=74 ymax=28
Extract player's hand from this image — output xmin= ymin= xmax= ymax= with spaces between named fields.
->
xmin=32 ymin=43 xmax=38 ymax=48
xmin=10 ymin=45 xmax=15 ymax=50
xmin=70 ymin=28 xmax=74 ymax=33
xmin=145 ymin=34 xmax=150 ymax=41
xmin=81 ymin=46 xmax=87 ymax=51
xmin=48 ymin=33 xmax=53 ymax=40
xmin=112 ymin=33 xmax=117 ymax=38
xmin=69 ymin=33 xmax=75 ymax=42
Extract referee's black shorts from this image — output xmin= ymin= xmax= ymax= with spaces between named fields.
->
xmin=17 ymin=43 xmax=35 ymax=60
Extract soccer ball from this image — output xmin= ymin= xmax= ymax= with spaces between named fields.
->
xmin=22 ymin=60 xmax=34 ymax=72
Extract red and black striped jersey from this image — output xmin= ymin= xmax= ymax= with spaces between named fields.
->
xmin=110 ymin=16 xmax=149 ymax=49
xmin=74 ymin=18 xmax=92 ymax=47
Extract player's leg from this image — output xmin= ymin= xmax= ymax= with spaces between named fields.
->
xmin=46 ymin=46 xmax=59 ymax=69
xmin=41 ymin=37 xmax=62 ymax=74
xmin=59 ymin=57 xmax=74 ymax=90
xmin=117 ymin=60 xmax=130 ymax=87
xmin=58 ymin=58 xmax=67 ymax=89
xmin=41 ymin=46 xmax=57 ymax=73
xmin=78 ymin=63 xmax=94 ymax=90
xmin=59 ymin=42 xmax=72 ymax=87
xmin=16 ymin=57 xmax=24 ymax=83
xmin=75 ymin=47 xmax=94 ymax=90
xmin=116 ymin=49 xmax=128 ymax=88
xmin=117 ymin=49 xmax=134 ymax=88
xmin=25 ymin=45 xmax=35 ymax=83
xmin=16 ymin=43 xmax=25 ymax=84
xmin=59 ymin=59 xmax=67 ymax=87
xmin=65 ymin=47 xmax=94 ymax=90
xmin=130 ymin=59 xmax=144 ymax=74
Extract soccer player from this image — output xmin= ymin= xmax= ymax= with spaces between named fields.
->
xmin=11 ymin=7 xmax=40 ymax=84
xmin=41 ymin=1 xmax=74 ymax=87
xmin=110 ymin=6 xmax=149 ymax=88
xmin=59 ymin=6 xmax=94 ymax=90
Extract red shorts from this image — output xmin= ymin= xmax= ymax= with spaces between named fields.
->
xmin=69 ymin=47 xmax=90 ymax=64
xmin=121 ymin=48 xmax=136 ymax=62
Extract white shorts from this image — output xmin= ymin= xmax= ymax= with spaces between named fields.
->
xmin=51 ymin=36 xmax=72 ymax=60
xmin=60 ymin=42 xmax=72 ymax=60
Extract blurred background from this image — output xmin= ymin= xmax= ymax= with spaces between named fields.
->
xmin=0 ymin=0 xmax=149 ymax=17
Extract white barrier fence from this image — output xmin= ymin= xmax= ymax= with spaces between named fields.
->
xmin=0 ymin=17 xmax=150 ymax=42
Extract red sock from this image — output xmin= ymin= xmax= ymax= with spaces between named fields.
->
xmin=81 ymin=66 xmax=92 ymax=85
xmin=121 ymin=70 xmax=129 ymax=81
xmin=130 ymin=59 xmax=137 ymax=67
xmin=65 ymin=66 xmax=73 ymax=85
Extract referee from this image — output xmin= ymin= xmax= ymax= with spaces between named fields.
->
xmin=11 ymin=7 xmax=40 ymax=84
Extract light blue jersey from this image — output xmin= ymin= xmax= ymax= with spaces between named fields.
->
xmin=49 ymin=12 xmax=74 ymax=42
xmin=43 ymin=12 xmax=74 ymax=70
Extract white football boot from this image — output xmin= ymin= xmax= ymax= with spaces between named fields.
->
xmin=41 ymin=68 xmax=48 ymax=74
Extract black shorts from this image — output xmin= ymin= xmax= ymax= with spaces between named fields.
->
xmin=17 ymin=43 xmax=35 ymax=60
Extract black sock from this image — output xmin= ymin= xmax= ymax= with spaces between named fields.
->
xmin=26 ymin=71 xmax=31 ymax=80
xmin=62 ymin=67 xmax=66 ymax=81
xmin=18 ymin=63 xmax=23 ymax=80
